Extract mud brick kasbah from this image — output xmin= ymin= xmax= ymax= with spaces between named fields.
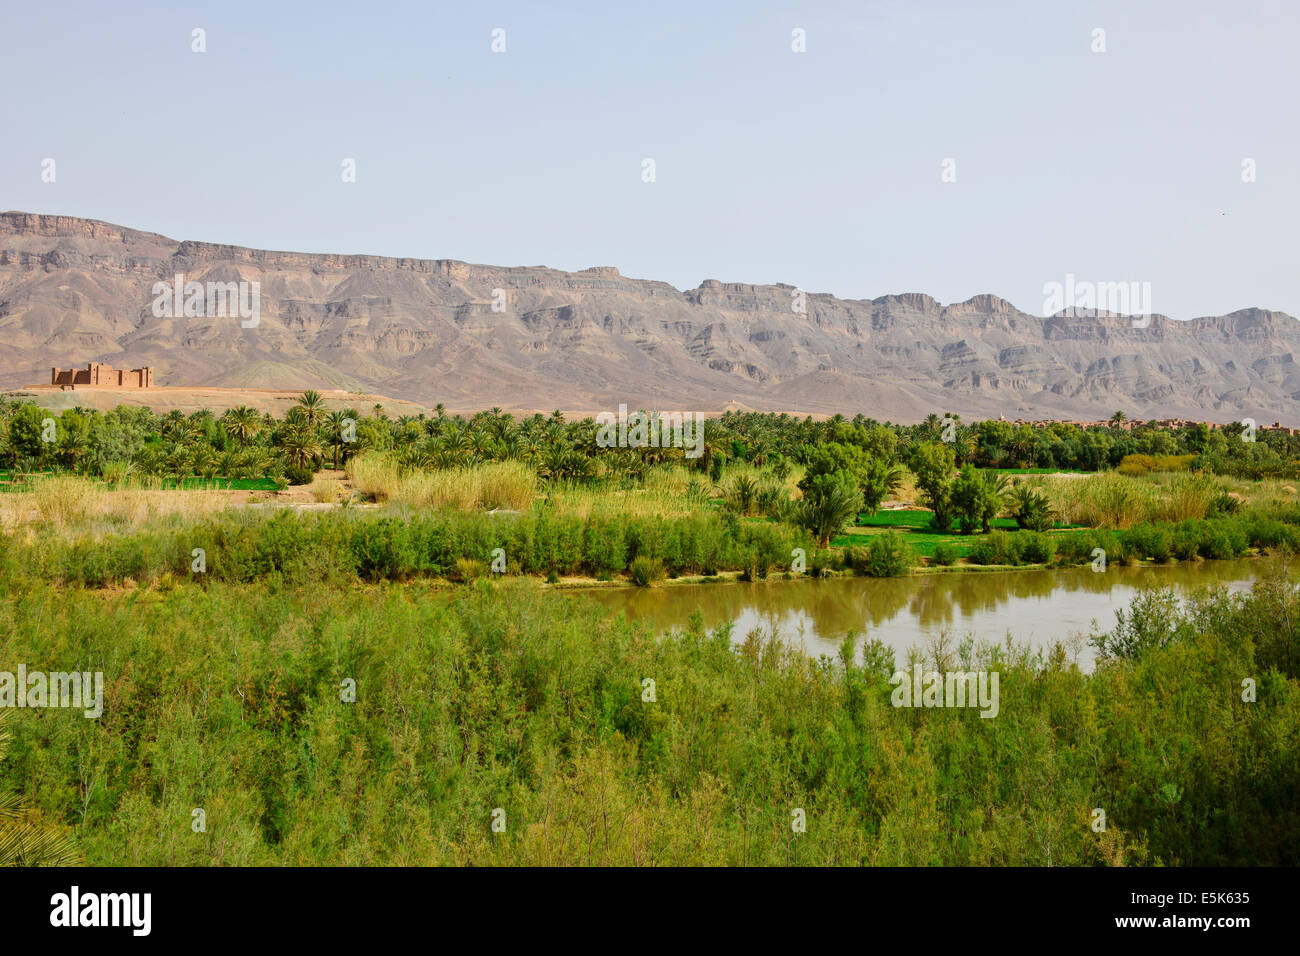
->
xmin=50 ymin=362 xmax=153 ymax=389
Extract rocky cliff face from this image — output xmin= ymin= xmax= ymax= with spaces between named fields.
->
xmin=3 ymin=211 xmax=1298 ymax=422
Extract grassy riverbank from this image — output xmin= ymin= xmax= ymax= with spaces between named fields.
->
xmin=2 ymin=467 xmax=1299 ymax=590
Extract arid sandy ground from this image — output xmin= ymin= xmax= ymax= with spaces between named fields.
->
xmin=4 ymin=385 xmax=801 ymax=421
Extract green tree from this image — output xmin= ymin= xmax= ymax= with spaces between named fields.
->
xmin=797 ymin=471 xmax=860 ymax=548
xmin=221 ymin=406 xmax=263 ymax=448
xmin=297 ymin=390 xmax=327 ymax=429
xmin=280 ymin=424 xmax=322 ymax=471
xmin=6 ymin=404 xmax=48 ymax=466
xmin=909 ymin=442 xmax=957 ymax=531
xmin=55 ymin=411 xmax=90 ymax=471
xmin=950 ymin=467 xmax=1007 ymax=533
xmin=799 ymin=442 xmax=901 ymax=517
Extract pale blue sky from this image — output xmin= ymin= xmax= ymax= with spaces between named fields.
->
xmin=3 ymin=0 xmax=1297 ymax=318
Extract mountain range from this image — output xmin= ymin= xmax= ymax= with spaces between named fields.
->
xmin=2 ymin=211 xmax=1297 ymax=424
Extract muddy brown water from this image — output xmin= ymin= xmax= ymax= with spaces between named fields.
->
xmin=578 ymin=559 xmax=1277 ymax=670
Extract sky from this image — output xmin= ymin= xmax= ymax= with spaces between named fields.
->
xmin=2 ymin=0 xmax=1298 ymax=319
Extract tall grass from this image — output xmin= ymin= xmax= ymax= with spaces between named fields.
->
xmin=310 ymin=477 xmax=343 ymax=504
xmin=1155 ymin=473 xmax=1218 ymax=522
xmin=1117 ymin=454 xmax=1197 ymax=476
xmin=347 ymin=453 xmax=536 ymax=511
xmin=1042 ymin=471 xmax=1223 ymax=529
xmin=544 ymin=474 xmax=708 ymax=519
xmin=0 ymin=475 xmax=231 ymax=534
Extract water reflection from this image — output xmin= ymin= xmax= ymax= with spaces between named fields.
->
xmin=578 ymin=559 xmax=1267 ymax=669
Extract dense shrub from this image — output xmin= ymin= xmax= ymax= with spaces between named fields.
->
xmin=1170 ymin=521 xmax=1203 ymax=561
xmin=841 ymin=546 xmax=866 ymax=575
xmin=967 ymin=530 xmax=1023 ymax=566
xmin=629 ymin=556 xmax=665 ymax=587
xmin=1055 ymin=529 xmax=1116 ymax=566
xmin=930 ymin=542 xmax=959 ymax=566
xmin=865 ymin=533 xmax=915 ymax=577
xmin=1018 ymin=531 xmax=1057 ymax=564
xmin=284 ymin=463 xmax=316 ymax=486
xmin=6 ymin=506 xmax=812 ymax=589
xmin=1120 ymin=523 xmax=1172 ymax=563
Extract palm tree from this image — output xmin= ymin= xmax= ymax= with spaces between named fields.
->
xmin=950 ymin=427 xmax=977 ymax=466
xmin=297 ymin=390 xmax=327 ymax=429
xmin=56 ymin=413 xmax=90 ymax=472
xmin=324 ymin=411 xmax=353 ymax=469
xmin=280 ymin=424 xmax=321 ymax=470
xmin=697 ymin=428 xmax=728 ymax=476
xmin=798 ymin=473 xmax=861 ymax=548
xmin=221 ymin=406 xmax=263 ymax=448
xmin=1009 ymin=428 xmax=1036 ymax=468
xmin=467 ymin=428 xmax=493 ymax=459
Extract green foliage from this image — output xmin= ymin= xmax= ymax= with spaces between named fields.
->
xmin=0 ymin=711 xmax=80 ymax=865
xmin=1 ymin=505 xmax=812 ymax=588
xmin=1015 ymin=531 xmax=1055 ymax=564
xmin=1093 ymin=588 xmax=1185 ymax=660
xmin=930 ymin=542 xmax=960 ymax=566
xmin=1009 ymin=482 xmax=1056 ymax=531
xmin=724 ymin=474 xmax=760 ymax=515
xmin=909 ymin=442 xmax=956 ymax=505
xmin=950 ymin=467 xmax=1007 ymax=534
xmin=1120 ymin=523 xmax=1172 ymax=563
xmin=966 ymin=530 xmax=1024 ymax=566
xmin=1209 ymin=490 xmax=1242 ymax=517
xmin=796 ymin=471 xmax=861 ymax=548
xmin=798 ymin=442 xmax=900 ymax=518
xmin=865 ymin=532 xmax=915 ymax=577
xmin=6 ymin=404 xmax=48 ymax=466
xmin=284 ymin=463 xmax=316 ymax=486
xmin=629 ymin=556 xmax=665 ymax=587
xmin=0 ymin=577 xmax=1297 ymax=865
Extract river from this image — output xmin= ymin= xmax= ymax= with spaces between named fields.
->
xmin=579 ymin=558 xmax=1276 ymax=669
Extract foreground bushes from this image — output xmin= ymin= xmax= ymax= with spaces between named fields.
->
xmin=1 ymin=576 xmax=1296 ymax=865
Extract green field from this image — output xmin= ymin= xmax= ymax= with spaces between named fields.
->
xmin=831 ymin=509 xmax=1089 ymax=558
xmin=0 ymin=472 xmax=278 ymax=492
xmin=989 ymin=467 xmax=1088 ymax=475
